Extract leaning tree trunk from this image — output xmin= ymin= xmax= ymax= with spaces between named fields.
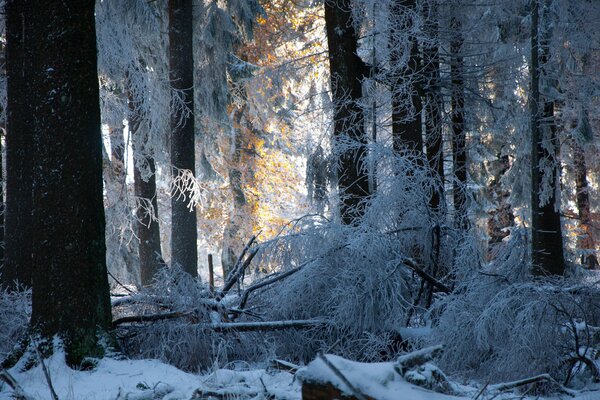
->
xmin=450 ymin=16 xmax=468 ymax=231
xmin=529 ymin=0 xmax=564 ymax=276
xmin=3 ymin=0 xmax=34 ymax=289
xmin=30 ymin=0 xmax=112 ymax=366
xmin=169 ymin=0 xmax=197 ymax=276
xmin=390 ymin=0 xmax=423 ymax=154
xmin=324 ymin=0 xmax=371 ymax=225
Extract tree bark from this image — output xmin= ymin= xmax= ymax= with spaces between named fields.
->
xmin=573 ymin=140 xmax=597 ymax=269
xmin=128 ymin=79 xmax=163 ymax=286
xmin=3 ymin=0 xmax=33 ymax=289
xmin=423 ymin=1 xmax=444 ymax=212
xmin=30 ymin=0 xmax=112 ymax=366
xmin=169 ymin=0 xmax=197 ymax=276
xmin=529 ymin=0 xmax=564 ymax=276
xmin=450 ymin=16 xmax=468 ymax=230
xmin=390 ymin=0 xmax=423 ymax=154
xmin=324 ymin=0 xmax=371 ymax=225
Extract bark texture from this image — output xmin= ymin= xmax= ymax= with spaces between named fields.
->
xmin=324 ymin=0 xmax=371 ymax=225
xmin=450 ymin=16 xmax=468 ymax=230
xmin=390 ymin=0 xmax=423 ymax=154
xmin=169 ymin=0 xmax=197 ymax=276
xmin=30 ymin=0 xmax=112 ymax=365
xmin=529 ymin=0 xmax=564 ymax=276
xmin=128 ymin=77 xmax=163 ymax=286
xmin=3 ymin=0 xmax=33 ymax=289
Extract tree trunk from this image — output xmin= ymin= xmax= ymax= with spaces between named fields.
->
xmin=487 ymin=154 xmax=514 ymax=258
xmin=450 ymin=16 xmax=468 ymax=230
xmin=3 ymin=0 xmax=33 ymax=289
xmin=529 ymin=0 xmax=564 ymax=276
xmin=324 ymin=0 xmax=371 ymax=225
xmin=169 ymin=0 xmax=197 ymax=276
xmin=30 ymin=0 xmax=112 ymax=366
xmin=128 ymin=78 xmax=163 ymax=286
xmin=423 ymin=2 xmax=444 ymax=213
xmin=573 ymin=141 xmax=597 ymax=269
xmin=390 ymin=0 xmax=423 ymax=154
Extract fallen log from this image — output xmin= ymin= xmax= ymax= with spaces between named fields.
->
xmin=394 ymin=344 xmax=444 ymax=375
xmin=113 ymin=315 xmax=325 ymax=332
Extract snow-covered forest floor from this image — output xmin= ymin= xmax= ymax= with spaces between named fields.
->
xmin=2 ymin=350 xmax=600 ymax=400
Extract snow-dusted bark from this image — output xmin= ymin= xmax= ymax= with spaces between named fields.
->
xmin=29 ymin=0 xmax=112 ymax=365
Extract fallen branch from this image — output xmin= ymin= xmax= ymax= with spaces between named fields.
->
xmin=217 ymin=236 xmax=259 ymax=301
xmin=114 ymin=314 xmax=324 ymax=332
xmin=269 ymin=359 xmax=300 ymax=373
xmin=0 ymin=369 xmax=33 ymax=400
xmin=395 ymin=344 xmax=444 ymax=376
xmin=207 ymin=319 xmax=324 ymax=333
xmin=402 ymin=259 xmax=451 ymax=294
xmin=488 ymin=373 xmax=575 ymax=396
xmin=239 ymin=263 xmax=306 ymax=309
xmin=113 ymin=311 xmax=193 ymax=326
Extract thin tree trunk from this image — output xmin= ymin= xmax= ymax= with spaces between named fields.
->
xmin=423 ymin=1 xmax=444 ymax=212
xmin=390 ymin=0 xmax=423 ymax=154
xmin=128 ymin=77 xmax=163 ymax=286
xmin=573 ymin=140 xmax=597 ymax=269
xmin=3 ymin=0 xmax=33 ymax=289
xmin=423 ymin=0 xmax=444 ymax=309
xmin=450 ymin=16 xmax=468 ymax=230
xmin=324 ymin=0 xmax=371 ymax=225
xmin=169 ymin=0 xmax=197 ymax=276
xmin=529 ymin=0 xmax=564 ymax=276
xmin=30 ymin=0 xmax=112 ymax=366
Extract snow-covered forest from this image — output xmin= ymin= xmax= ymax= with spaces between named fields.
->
xmin=1 ymin=0 xmax=600 ymax=399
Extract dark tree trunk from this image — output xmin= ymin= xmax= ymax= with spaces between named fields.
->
xmin=390 ymin=0 xmax=423 ymax=154
xmin=30 ymin=0 xmax=112 ymax=366
xmin=529 ymin=0 xmax=564 ymax=276
xmin=128 ymin=80 xmax=163 ymax=286
xmin=324 ymin=0 xmax=371 ymax=225
xmin=422 ymin=1 xmax=444 ymax=309
xmin=423 ymin=1 xmax=444 ymax=212
xmin=487 ymin=154 xmax=514 ymax=257
xmin=450 ymin=16 xmax=468 ymax=230
xmin=169 ymin=0 xmax=197 ymax=276
xmin=573 ymin=141 xmax=597 ymax=269
xmin=3 ymin=0 xmax=33 ymax=289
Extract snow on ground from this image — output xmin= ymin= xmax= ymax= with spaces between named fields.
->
xmin=1 ymin=352 xmax=600 ymax=399
xmin=0 ymin=352 xmax=300 ymax=400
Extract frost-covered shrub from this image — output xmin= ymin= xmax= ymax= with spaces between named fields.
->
xmin=434 ymin=228 xmax=600 ymax=383
xmin=123 ymin=150 xmax=461 ymax=369
xmin=0 ymin=288 xmax=31 ymax=359
xmin=243 ymin=150 xmax=455 ymax=362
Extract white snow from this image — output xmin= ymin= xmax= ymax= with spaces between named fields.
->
xmin=2 ymin=352 xmax=599 ymax=399
xmin=297 ymin=354 xmax=462 ymax=400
